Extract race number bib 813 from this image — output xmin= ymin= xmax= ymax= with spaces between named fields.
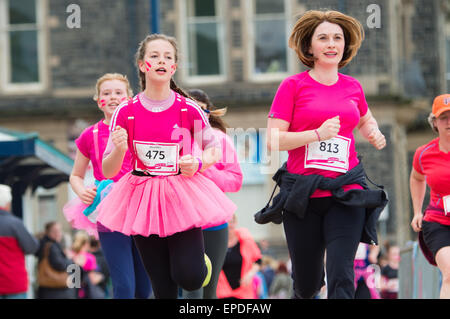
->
xmin=444 ymin=195 xmax=450 ymax=216
xmin=304 ymin=135 xmax=351 ymax=173
xmin=134 ymin=141 xmax=179 ymax=175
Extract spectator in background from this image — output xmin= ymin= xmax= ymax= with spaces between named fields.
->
xmin=217 ymin=215 xmax=262 ymax=299
xmin=36 ymin=221 xmax=76 ymax=299
xmin=269 ymin=262 xmax=293 ymax=299
xmin=69 ymin=230 xmax=104 ymax=299
xmin=0 ymin=184 xmax=39 ymax=299
xmin=380 ymin=245 xmax=399 ymax=299
xmin=89 ymin=236 xmax=111 ymax=297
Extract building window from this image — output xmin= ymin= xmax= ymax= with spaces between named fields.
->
xmin=246 ymin=0 xmax=291 ymax=81
xmin=179 ymin=0 xmax=226 ymax=84
xmin=0 ymin=0 xmax=46 ymax=93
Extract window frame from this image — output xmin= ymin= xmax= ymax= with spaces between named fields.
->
xmin=0 ymin=0 xmax=47 ymax=94
xmin=244 ymin=0 xmax=293 ymax=83
xmin=178 ymin=0 xmax=227 ymax=85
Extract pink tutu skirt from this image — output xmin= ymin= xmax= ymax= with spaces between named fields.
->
xmin=63 ymin=197 xmax=99 ymax=239
xmin=96 ymin=172 xmax=237 ymax=237
xmin=63 ymin=181 xmax=114 ymax=239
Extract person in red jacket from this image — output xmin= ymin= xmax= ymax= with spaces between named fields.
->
xmin=217 ymin=215 xmax=262 ymax=299
xmin=0 ymin=184 xmax=38 ymax=299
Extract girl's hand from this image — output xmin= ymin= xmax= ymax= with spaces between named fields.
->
xmin=80 ymin=187 xmax=97 ymax=205
xmin=111 ymin=126 xmax=128 ymax=153
xmin=179 ymin=155 xmax=200 ymax=177
xmin=317 ymin=116 xmax=340 ymax=141
xmin=368 ymin=129 xmax=386 ymax=150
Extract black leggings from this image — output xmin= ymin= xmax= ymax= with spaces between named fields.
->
xmin=283 ymin=197 xmax=366 ymax=299
xmin=133 ymin=227 xmax=207 ymax=299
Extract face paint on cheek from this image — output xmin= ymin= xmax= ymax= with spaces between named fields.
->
xmin=99 ymin=99 xmax=106 ymax=107
xmin=120 ymin=97 xmax=127 ymax=103
xmin=171 ymin=65 xmax=176 ymax=74
xmin=145 ymin=61 xmax=152 ymax=72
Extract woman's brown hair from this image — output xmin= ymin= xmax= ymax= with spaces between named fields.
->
xmin=135 ymin=33 xmax=190 ymax=98
xmin=288 ymin=10 xmax=364 ymax=69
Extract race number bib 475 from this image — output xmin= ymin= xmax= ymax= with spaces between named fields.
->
xmin=304 ymin=135 xmax=351 ymax=173
xmin=134 ymin=141 xmax=179 ymax=175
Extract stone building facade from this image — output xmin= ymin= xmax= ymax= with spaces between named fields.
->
xmin=0 ymin=0 xmax=448 ymax=251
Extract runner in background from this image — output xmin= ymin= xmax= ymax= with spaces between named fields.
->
xmin=183 ymin=89 xmax=243 ymax=299
xmin=63 ymin=73 xmax=151 ymax=299
xmin=410 ymin=94 xmax=450 ymax=299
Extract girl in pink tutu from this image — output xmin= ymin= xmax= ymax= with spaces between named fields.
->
xmin=64 ymin=73 xmax=151 ymax=299
xmin=97 ymin=34 xmax=236 ymax=298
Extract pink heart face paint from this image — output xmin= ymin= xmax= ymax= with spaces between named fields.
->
xmin=99 ymin=99 xmax=106 ymax=107
xmin=171 ymin=65 xmax=176 ymax=74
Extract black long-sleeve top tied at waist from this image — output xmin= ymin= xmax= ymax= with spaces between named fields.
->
xmin=254 ymin=159 xmax=388 ymax=245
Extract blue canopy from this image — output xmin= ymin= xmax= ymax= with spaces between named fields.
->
xmin=0 ymin=127 xmax=73 ymax=217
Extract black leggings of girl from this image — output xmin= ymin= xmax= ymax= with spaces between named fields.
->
xmin=133 ymin=227 xmax=207 ymax=299
xmin=283 ymin=197 xmax=366 ymax=299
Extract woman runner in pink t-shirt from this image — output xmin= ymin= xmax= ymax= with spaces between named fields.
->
xmin=96 ymin=34 xmax=236 ymax=298
xmin=266 ymin=10 xmax=386 ymax=299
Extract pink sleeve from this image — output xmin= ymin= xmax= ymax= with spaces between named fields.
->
xmin=412 ymin=146 xmax=425 ymax=175
xmin=200 ymin=131 xmax=243 ymax=192
xmin=75 ymin=126 xmax=92 ymax=159
xmin=268 ymin=77 xmax=296 ymax=123
xmin=82 ymin=253 xmax=97 ymax=272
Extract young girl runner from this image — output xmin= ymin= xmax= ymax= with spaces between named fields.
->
xmin=183 ymin=89 xmax=243 ymax=299
xmin=96 ymin=34 xmax=236 ymax=299
xmin=63 ymin=73 xmax=151 ymax=299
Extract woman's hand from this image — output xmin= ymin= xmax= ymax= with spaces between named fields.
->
xmin=367 ymin=129 xmax=386 ymax=150
xmin=317 ymin=116 xmax=340 ymax=141
xmin=179 ymin=155 xmax=200 ymax=177
xmin=111 ymin=125 xmax=128 ymax=153
xmin=411 ymin=213 xmax=423 ymax=232
xmin=80 ymin=187 xmax=97 ymax=205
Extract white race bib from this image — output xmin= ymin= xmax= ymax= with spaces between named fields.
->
xmin=444 ymin=195 xmax=450 ymax=216
xmin=134 ymin=141 xmax=179 ymax=175
xmin=304 ymin=135 xmax=351 ymax=173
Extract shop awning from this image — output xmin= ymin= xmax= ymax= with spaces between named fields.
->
xmin=0 ymin=126 xmax=73 ymax=196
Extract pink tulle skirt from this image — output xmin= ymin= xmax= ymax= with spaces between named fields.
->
xmin=63 ymin=197 xmax=99 ymax=239
xmin=96 ymin=172 xmax=236 ymax=237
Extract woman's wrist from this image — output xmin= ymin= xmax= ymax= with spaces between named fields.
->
xmin=314 ymin=129 xmax=321 ymax=142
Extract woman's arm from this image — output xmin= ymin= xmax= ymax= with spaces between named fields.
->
xmin=266 ymin=116 xmax=341 ymax=151
xmin=409 ymin=167 xmax=427 ymax=232
xmin=70 ymin=149 xmax=97 ymax=205
xmin=357 ymin=109 xmax=386 ymax=150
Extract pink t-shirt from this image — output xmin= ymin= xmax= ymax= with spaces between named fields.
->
xmin=269 ymin=71 xmax=368 ymax=197
xmin=110 ymin=92 xmax=210 ymax=168
xmin=75 ymin=120 xmax=133 ymax=182
xmin=413 ymin=138 xmax=450 ymax=225
xmin=194 ymin=128 xmax=243 ymax=193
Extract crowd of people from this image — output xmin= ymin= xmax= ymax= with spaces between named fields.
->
xmin=0 ymin=8 xmax=448 ymax=299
